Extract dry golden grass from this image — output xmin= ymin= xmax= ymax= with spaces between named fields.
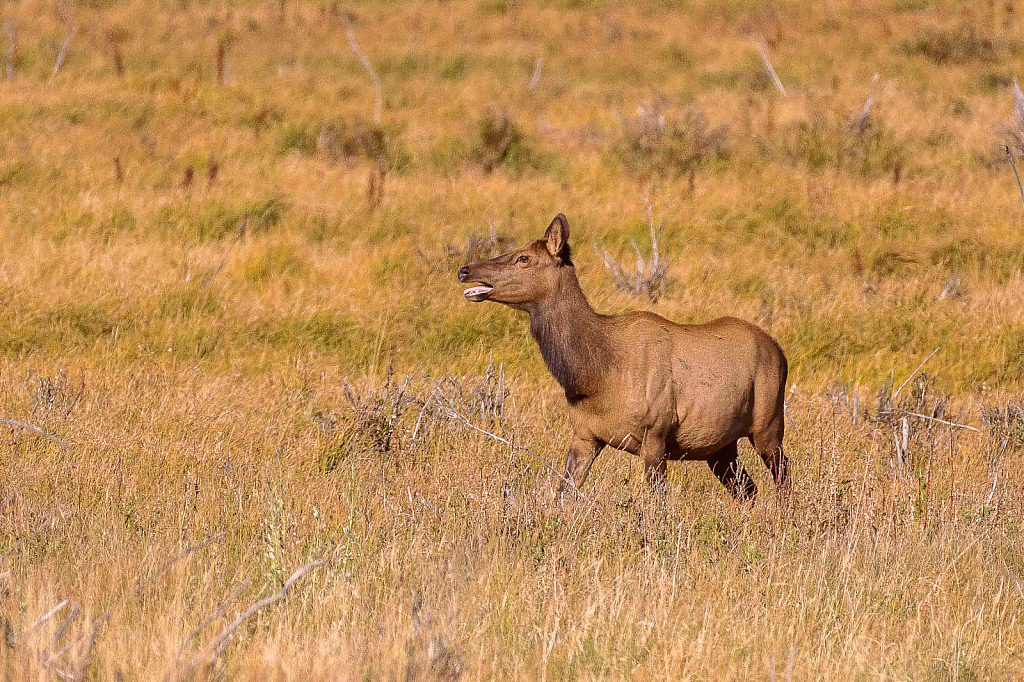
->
xmin=2 ymin=0 xmax=1024 ymax=679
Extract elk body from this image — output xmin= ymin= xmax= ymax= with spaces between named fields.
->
xmin=457 ymin=214 xmax=789 ymax=499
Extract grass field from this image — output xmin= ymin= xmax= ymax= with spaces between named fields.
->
xmin=1 ymin=0 xmax=1024 ymax=679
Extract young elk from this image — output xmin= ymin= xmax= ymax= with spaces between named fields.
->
xmin=457 ymin=214 xmax=789 ymax=500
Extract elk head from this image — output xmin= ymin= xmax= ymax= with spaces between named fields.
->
xmin=457 ymin=214 xmax=572 ymax=311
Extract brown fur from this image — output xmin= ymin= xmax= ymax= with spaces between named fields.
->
xmin=458 ymin=214 xmax=789 ymax=500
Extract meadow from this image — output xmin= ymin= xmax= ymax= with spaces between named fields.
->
xmin=1 ymin=0 xmax=1023 ymax=678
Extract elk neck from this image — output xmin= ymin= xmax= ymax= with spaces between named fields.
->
xmin=527 ymin=267 xmax=612 ymax=402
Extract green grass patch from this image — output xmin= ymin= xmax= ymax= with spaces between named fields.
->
xmin=439 ymin=55 xmax=472 ymax=81
xmin=246 ymin=311 xmax=370 ymax=358
xmin=153 ymin=198 xmax=287 ymax=243
xmin=241 ymin=242 xmax=305 ymax=284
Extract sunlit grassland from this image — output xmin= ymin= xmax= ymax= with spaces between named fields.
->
xmin=2 ymin=0 xmax=1024 ymax=679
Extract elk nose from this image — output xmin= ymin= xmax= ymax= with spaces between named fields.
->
xmin=457 ymin=266 xmax=470 ymax=282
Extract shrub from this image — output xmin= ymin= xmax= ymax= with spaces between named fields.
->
xmin=615 ymin=101 xmax=728 ymax=180
xmin=779 ymin=104 xmax=906 ymax=178
xmin=473 ymin=109 xmax=534 ymax=174
xmin=900 ymin=24 xmax=995 ymax=65
xmin=278 ymin=117 xmax=411 ymax=173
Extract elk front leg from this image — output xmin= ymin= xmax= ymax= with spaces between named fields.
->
xmin=708 ymin=441 xmax=757 ymax=500
xmin=640 ymin=434 xmax=669 ymax=495
xmin=558 ymin=437 xmax=604 ymax=500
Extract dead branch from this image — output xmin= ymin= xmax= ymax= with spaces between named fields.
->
xmin=1006 ymin=144 xmax=1024 ymax=214
xmin=984 ymin=470 xmax=998 ymax=508
xmin=51 ymin=26 xmax=77 ymax=78
xmin=1014 ymin=77 xmax=1024 ymax=136
xmin=756 ymin=37 xmax=787 ymax=97
xmin=32 ymin=600 xmax=70 ymax=630
xmin=0 ymin=418 xmax=72 ymax=450
xmin=529 ymin=57 xmax=543 ymax=89
xmin=223 ymin=454 xmax=243 ymax=514
xmin=340 ymin=15 xmax=382 ymax=124
xmin=47 ymin=601 xmax=79 ymax=652
xmin=161 ymin=580 xmax=251 ymax=682
xmin=851 ymin=74 xmax=879 ymax=134
xmin=178 ymin=580 xmax=250 ymax=656
xmin=50 ymin=534 xmax=226 ymax=673
xmin=5 ymin=21 xmax=16 ymax=81
xmin=170 ymin=561 xmax=323 ymax=681
xmin=892 ymin=347 xmax=940 ymax=401
xmin=897 ymin=410 xmax=980 ymax=433
xmin=424 ymin=373 xmax=575 ymax=491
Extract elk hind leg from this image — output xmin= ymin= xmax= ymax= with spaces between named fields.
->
xmin=708 ymin=441 xmax=757 ymax=500
xmin=749 ymin=421 xmax=789 ymax=489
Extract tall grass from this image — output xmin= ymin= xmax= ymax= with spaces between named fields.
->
xmin=2 ymin=0 xmax=1024 ymax=678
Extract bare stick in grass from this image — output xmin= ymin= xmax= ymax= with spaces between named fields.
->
xmin=756 ymin=37 xmax=787 ymax=97
xmin=852 ymin=73 xmax=879 ymax=134
xmin=1006 ymin=145 xmax=1024 ymax=214
xmin=0 ymin=418 xmax=72 ymax=450
xmin=170 ymin=561 xmax=323 ymax=681
xmin=176 ymin=580 xmax=250 ymax=655
xmin=984 ymin=470 xmax=998 ymax=508
xmin=216 ymin=39 xmax=228 ymax=85
xmin=5 ymin=21 xmax=16 ymax=81
xmin=48 ymin=601 xmax=79 ymax=649
xmin=424 ymin=373 xmax=576 ymax=492
xmin=202 ymin=218 xmax=246 ymax=287
xmin=112 ymin=45 xmax=124 ymax=78
xmin=162 ymin=580 xmax=251 ymax=682
xmin=50 ymin=534 xmax=227 ymax=673
xmin=529 ymin=57 xmax=543 ymax=89
xmin=223 ymin=453 xmax=243 ymax=514
xmin=893 ymin=346 xmax=940 ymax=401
xmin=898 ymin=410 xmax=980 ymax=432
xmin=597 ymin=202 xmax=668 ymax=303
xmin=32 ymin=600 xmax=70 ymax=630
xmin=341 ymin=15 xmax=382 ymax=124
xmin=52 ymin=27 xmax=76 ymax=78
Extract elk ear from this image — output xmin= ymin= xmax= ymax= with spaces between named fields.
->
xmin=544 ymin=214 xmax=570 ymax=262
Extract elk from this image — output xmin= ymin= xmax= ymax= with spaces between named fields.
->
xmin=457 ymin=214 xmax=789 ymax=500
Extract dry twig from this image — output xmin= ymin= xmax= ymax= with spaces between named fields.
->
xmin=424 ymin=373 xmax=574 ymax=490
xmin=756 ymin=37 xmax=787 ymax=97
xmin=529 ymin=57 xmax=543 ymax=89
xmin=1006 ymin=144 xmax=1024 ymax=214
xmin=893 ymin=347 xmax=940 ymax=401
xmin=170 ymin=561 xmax=323 ymax=681
xmin=32 ymin=600 xmax=70 ymax=631
xmin=0 ymin=418 xmax=72 ymax=450
xmin=4 ymin=21 xmax=16 ymax=81
xmin=51 ymin=26 xmax=76 ymax=78
xmin=49 ymin=534 xmax=226 ymax=675
xmin=898 ymin=410 xmax=980 ymax=432
xmin=162 ymin=580 xmax=251 ymax=682
xmin=341 ymin=15 xmax=382 ymax=124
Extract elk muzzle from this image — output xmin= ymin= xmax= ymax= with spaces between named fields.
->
xmin=458 ymin=265 xmax=493 ymax=302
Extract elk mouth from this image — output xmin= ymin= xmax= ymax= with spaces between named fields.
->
xmin=458 ymin=265 xmax=493 ymax=302
xmin=463 ymin=284 xmax=493 ymax=302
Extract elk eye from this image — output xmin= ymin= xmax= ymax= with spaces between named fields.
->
xmin=516 ymin=255 xmax=529 ymax=264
